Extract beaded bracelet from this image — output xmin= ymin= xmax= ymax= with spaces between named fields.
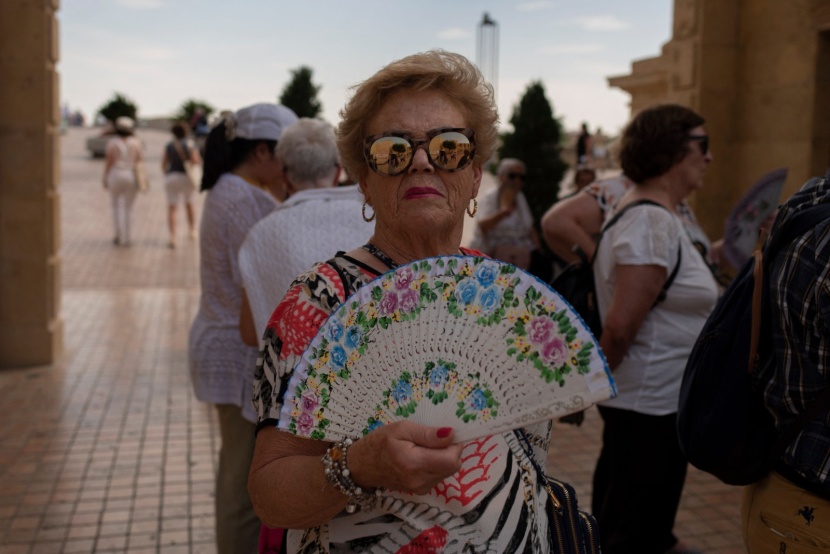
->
xmin=321 ymin=438 xmax=384 ymax=514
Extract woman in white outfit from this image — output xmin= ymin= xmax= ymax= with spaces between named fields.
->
xmin=103 ymin=116 xmax=142 ymax=246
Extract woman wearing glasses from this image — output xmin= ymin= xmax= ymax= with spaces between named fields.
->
xmin=249 ymin=51 xmax=559 ymax=553
xmin=590 ymin=104 xmax=718 ymax=554
xmin=470 ymin=158 xmax=548 ymax=279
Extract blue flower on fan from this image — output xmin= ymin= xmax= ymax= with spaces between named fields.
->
xmin=429 ymin=364 xmax=449 ymax=389
xmin=327 ymin=318 xmax=344 ymax=342
xmin=456 ymin=278 xmax=478 ymax=305
xmin=330 ymin=345 xmax=348 ymax=368
xmin=467 ymin=388 xmax=488 ymax=412
xmin=366 ymin=419 xmax=384 ymax=432
xmin=392 ymin=380 xmax=413 ymax=405
xmin=475 ymin=262 xmax=499 ymax=287
xmin=478 ymin=286 xmax=502 ymax=314
xmin=344 ymin=325 xmax=363 ymax=350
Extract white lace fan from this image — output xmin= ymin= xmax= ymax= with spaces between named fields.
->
xmin=277 ymin=256 xmax=616 ymax=443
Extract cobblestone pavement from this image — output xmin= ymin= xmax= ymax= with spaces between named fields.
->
xmin=0 ymin=127 xmax=745 ymax=553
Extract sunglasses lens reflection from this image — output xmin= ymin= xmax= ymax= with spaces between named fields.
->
xmin=367 ymin=136 xmax=413 ymax=176
xmin=428 ymin=131 xmax=474 ymax=171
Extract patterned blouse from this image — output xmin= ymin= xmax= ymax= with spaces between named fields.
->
xmin=252 ymin=252 xmax=555 ymax=553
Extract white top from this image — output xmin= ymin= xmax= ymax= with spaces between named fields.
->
xmin=593 ymin=204 xmax=719 ymax=415
xmin=188 ymin=173 xmax=278 ymax=422
xmin=239 ymin=185 xmax=374 ymax=336
xmin=469 ymin=187 xmax=536 ymax=253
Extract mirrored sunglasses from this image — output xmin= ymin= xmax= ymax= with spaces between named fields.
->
xmin=364 ymin=127 xmax=476 ymax=176
xmin=687 ymin=135 xmax=709 ymax=155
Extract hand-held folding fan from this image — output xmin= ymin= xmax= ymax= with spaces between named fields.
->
xmin=278 ymin=256 xmax=616 ymax=443
xmin=723 ymin=167 xmax=787 ymax=269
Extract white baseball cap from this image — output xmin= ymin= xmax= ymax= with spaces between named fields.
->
xmin=232 ymin=103 xmax=298 ymax=141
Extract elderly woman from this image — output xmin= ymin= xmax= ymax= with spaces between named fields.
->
xmin=590 ymin=105 xmax=719 ymax=553
xmin=249 ymin=51 xmax=558 ymax=552
xmin=470 ymin=158 xmax=543 ymax=273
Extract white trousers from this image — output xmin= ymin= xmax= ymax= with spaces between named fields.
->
xmin=107 ymin=168 xmax=138 ymax=242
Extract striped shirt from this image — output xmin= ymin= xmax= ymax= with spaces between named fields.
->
xmin=760 ymin=172 xmax=830 ymax=494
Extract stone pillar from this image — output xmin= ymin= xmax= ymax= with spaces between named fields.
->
xmin=0 ymin=0 xmax=63 ymax=367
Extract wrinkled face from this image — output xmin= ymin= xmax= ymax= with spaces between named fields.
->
xmin=674 ymin=125 xmax=713 ymax=193
xmin=360 ymin=89 xmax=482 ymax=237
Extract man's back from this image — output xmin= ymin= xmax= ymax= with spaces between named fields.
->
xmin=239 ymin=185 xmax=374 ymax=336
xmin=743 ymin=171 xmax=830 ymax=552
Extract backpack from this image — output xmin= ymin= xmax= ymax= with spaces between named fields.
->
xmin=550 ymin=199 xmax=681 ymax=338
xmin=677 ymin=202 xmax=830 ymax=486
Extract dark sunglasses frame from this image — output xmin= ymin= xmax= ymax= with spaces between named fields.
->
xmin=507 ymin=172 xmax=526 ymax=180
xmin=687 ymin=135 xmax=709 ymax=155
xmin=363 ymin=127 xmax=476 ymax=176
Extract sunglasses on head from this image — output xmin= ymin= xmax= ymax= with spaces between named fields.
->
xmin=364 ymin=127 xmax=476 ymax=176
xmin=687 ymin=134 xmax=709 ymax=155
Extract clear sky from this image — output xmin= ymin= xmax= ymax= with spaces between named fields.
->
xmin=59 ymin=0 xmax=673 ymax=136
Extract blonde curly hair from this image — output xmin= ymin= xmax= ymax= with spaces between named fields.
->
xmin=337 ymin=50 xmax=499 ymax=182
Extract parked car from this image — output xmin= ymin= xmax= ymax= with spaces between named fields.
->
xmin=86 ymin=124 xmax=115 ymax=158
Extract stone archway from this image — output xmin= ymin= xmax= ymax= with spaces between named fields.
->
xmin=0 ymin=1 xmax=62 ymax=367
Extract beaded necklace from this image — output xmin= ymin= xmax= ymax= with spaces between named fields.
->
xmin=360 ymin=243 xmax=399 ymax=270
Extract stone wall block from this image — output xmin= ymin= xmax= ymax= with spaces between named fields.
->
xmin=0 ymin=130 xmax=49 ymax=193
xmin=0 ymin=193 xmax=48 ymax=261
xmin=737 ymin=85 xmax=814 ymax=142
xmin=670 ymin=40 xmax=697 ymax=90
xmin=0 ymin=258 xmax=48 ymax=326
xmin=0 ymin=323 xmax=60 ymax=367
xmin=0 ymin=2 xmax=46 ymax=65
xmin=0 ymin=65 xmax=54 ymax=126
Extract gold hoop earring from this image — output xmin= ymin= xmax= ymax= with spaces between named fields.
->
xmin=466 ymin=198 xmax=478 ymax=217
xmin=362 ymin=201 xmax=376 ymax=222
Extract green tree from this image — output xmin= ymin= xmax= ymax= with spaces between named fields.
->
xmin=174 ymin=99 xmax=214 ymax=125
xmin=279 ymin=66 xmax=322 ymax=118
xmin=97 ymin=92 xmax=138 ymax=123
xmin=499 ymin=81 xmax=568 ymax=233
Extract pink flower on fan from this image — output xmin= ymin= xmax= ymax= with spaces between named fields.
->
xmin=541 ymin=337 xmax=568 ymax=366
xmin=393 ymin=266 xmax=415 ymax=290
xmin=528 ymin=316 xmax=555 ymax=347
xmin=296 ymin=412 xmax=314 ymax=436
xmin=399 ymin=289 xmax=419 ymax=312
xmin=378 ymin=292 xmax=399 ymax=315
xmin=299 ymin=389 xmax=319 ymax=413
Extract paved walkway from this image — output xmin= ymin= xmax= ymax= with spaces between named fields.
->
xmin=0 ymin=127 xmax=746 ymax=553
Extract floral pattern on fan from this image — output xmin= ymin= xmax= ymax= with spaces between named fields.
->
xmin=281 ymin=255 xmax=608 ymax=441
xmin=445 ymin=259 xmax=521 ymax=326
xmin=506 ymin=287 xmax=595 ymax=386
xmin=364 ymin=360 xmax=500 ymax=435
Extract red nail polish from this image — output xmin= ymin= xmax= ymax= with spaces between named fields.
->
xmin=437 ymin=427 xmax=452 ymax=438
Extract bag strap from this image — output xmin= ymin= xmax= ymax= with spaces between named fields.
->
xmin=594 ymin=199 xmax=682 ymax=307
xmin=172 ymin=139 xmax=188 ymax=165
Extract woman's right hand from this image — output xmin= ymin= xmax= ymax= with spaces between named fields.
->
xmin=348 ymin=421 xmax=463 ymax=495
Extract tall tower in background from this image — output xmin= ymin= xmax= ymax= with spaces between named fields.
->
xmin=477 ymin=12 xmax=499 ymax=100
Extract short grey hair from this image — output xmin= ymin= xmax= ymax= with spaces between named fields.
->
xmin=276 ymin=118 xmax=340 ymax=189
xmin=497 ymin=158 xmax=526 ymax=177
